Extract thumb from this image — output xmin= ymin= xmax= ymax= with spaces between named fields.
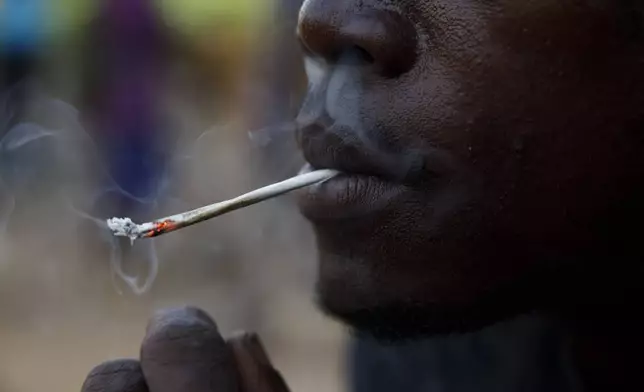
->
xmin=227 ymin=332 xmax=291 ymax=392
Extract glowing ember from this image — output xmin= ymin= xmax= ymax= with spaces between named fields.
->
xmin=143 ymin=220 xmax=175 ymax=238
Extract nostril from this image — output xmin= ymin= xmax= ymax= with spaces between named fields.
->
xmin=352 ymin=45 xmax=375 ymax=64
xmin=346 ymin=12 xmax=418 ymax=77
xmin=298 ymin=8 xmax=418 ymax=78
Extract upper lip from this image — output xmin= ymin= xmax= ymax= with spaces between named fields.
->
xmin=296 ymin=120 xmax=426 ymax=184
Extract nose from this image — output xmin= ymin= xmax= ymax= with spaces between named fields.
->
xmin=297 ymin=1 xmax=418 ymax=78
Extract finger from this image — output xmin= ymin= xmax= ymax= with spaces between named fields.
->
xmin=140 ymin=306 xmax=238 ymax=392
xmin=81 ymin=359 xmax=149 ymax=392
xmin=228 ymin=331 xmax=291 ymax=392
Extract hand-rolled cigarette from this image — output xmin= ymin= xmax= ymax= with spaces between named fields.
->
xmin=107 ymin=169 xmax=338 ymax=242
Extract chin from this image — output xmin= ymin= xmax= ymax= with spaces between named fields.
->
xmin=313 ymin=250 xmax=545 ymax=342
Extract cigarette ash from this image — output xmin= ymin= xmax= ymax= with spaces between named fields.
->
xmin=106 ymin=217 xmax=141 ymax=243
xmin=70 ymin=198 xmax=161 ymax=296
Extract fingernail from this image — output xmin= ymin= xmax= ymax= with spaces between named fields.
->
xmin=145 ymin=306 xmax=217 ymax=335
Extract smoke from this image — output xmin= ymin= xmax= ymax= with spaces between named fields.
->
xmin=0 ymin=178 xmax=15 ymax=240
xmin=297 ymin=57 xmax=330 ymax=127
xmin=66 ymin=201 xmax=159 ymax=295
xmin=246 ymin=56 xmax=332 ymax=158
xmin=0 ymin=94 xmax=98 ymax=195
xmin=0 ymin=88 xmax=170 ymax=295
xmin=246 ymin=52 xmax=390 ymax=180
xmin=112 ymin=238 xmax=159 ymax=295
xmin=296 ymin=51 xmax=387 ymax=154
xmin=298 ymin=51 xmax=423 ymax=183
xmin=247 ymin=50 xmax=419 ymax=186
xmin=325 ymin=53 xmax=366 ymax=139
xmin=0 ymin=83 xmax=285 ymax=295
xmin=0 ymin=86 xmax=16 ymax=131
xmin=248 ymin=121 xmax=297 ymax=148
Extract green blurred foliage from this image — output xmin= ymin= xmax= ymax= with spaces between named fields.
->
xmin=158 ymin=0 xmax=273 ymax=35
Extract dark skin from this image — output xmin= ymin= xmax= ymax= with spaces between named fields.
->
xmin=82 ymin=1 xmax=644 ymax=391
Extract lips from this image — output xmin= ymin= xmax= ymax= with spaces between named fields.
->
xmin=295 ymin=121 xmax=422 ymax=220
xmin=297 ymin=122 xmax=426 ymax=181
xmin=297 ymin=171 xmax=405 ymax=221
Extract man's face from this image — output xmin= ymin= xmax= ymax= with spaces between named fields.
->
xmin=295 ymin=0 xmax=644 ymax=338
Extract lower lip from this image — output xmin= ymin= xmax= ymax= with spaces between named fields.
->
xmin=296 ymin=166 xmax=405 ymax=221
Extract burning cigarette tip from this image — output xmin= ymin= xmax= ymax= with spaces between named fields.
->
xmin=145 ymin=220 xmax=176 ymax=237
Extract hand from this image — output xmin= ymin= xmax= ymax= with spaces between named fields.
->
xmin=81 ymin=306 xmax=290 ymax=392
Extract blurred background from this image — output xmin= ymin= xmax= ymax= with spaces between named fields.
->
xmin=0 ymin=1 xmax=347 ymax=391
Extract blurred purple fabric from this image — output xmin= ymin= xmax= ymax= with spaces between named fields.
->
xmin=91 ymin=0 xmax=169 ymax=207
